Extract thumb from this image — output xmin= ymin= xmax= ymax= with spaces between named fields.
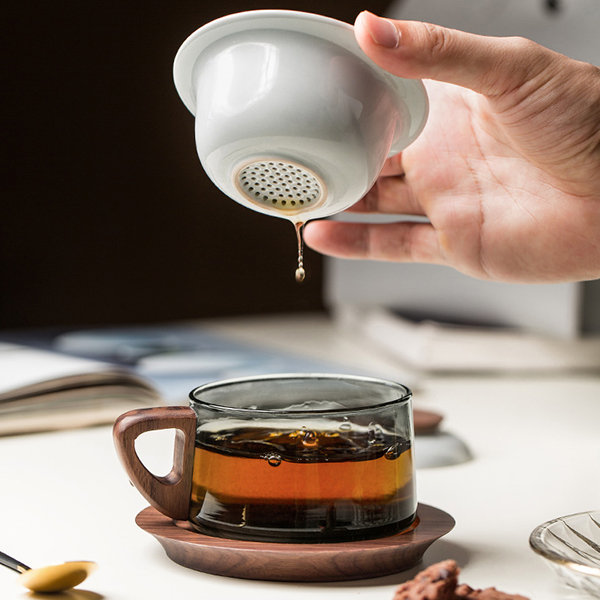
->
xmin=354 ymin=11 xmax=554 ymax=96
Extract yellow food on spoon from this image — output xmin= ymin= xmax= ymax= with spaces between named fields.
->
xmin=17 ymin=561 xmax=97 ymax=593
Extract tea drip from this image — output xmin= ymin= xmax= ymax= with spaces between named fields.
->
xmin=294 ymin=222 xmax=306 ymax=283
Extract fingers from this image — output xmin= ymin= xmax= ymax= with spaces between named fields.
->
xmin=347 ymin=175 xmax=425 ymax=215
xmin=380 ymin=152 xmax=405 ymax=177
xmin=303 ymin=219 xmax=444 ymax=264
xmin=345 ymin=153 xmax=425 ymax=215
xmin=354 ymin=11 xmax=553 ymax=97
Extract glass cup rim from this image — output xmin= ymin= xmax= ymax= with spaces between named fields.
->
xmin=188 ymin=372 xmax=412 ymax=416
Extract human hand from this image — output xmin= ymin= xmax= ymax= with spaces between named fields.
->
xmin=303 ymin=11 xmax=600 ymax=283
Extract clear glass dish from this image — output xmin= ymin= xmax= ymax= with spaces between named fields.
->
xmin=529 ymin=510 xmax=600 ymax=596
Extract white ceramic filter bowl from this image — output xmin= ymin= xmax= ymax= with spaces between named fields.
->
xmin=173 ymin=10 xmax=428 ymax=221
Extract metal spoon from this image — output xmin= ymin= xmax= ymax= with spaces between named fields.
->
xmin=0 ymin=550 xmax=96 ymax=593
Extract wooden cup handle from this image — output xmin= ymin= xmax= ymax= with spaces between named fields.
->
xmin=113 ymin=406 xmax=196 ymax=520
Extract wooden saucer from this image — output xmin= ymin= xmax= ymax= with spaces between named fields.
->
xmin=136 ymin=503 xmax=454 ymax=582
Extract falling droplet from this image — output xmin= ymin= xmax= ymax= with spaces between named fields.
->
xmin=266 ymin=453 xmax=282 ymax=467
xmin=294 ymin=221 xmax=306 ymax=283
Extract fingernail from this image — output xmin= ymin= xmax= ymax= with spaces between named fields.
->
xmin=364 ymin=12 xmax=400 ymax=49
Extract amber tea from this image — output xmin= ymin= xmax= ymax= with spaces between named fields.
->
xmin=189 ymin=422 xmax=415 ymax=542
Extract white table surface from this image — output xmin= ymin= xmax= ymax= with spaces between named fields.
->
xmin=0 ymin=313 xmax=599 ymax=600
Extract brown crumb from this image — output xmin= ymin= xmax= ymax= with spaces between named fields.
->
xmin=455 ymin=584 xmax=530 ymax=600
xmin=393 ymin=560 xmax=459 ymax=600
xmin=392 ymin=562 xmax=530 ymax=600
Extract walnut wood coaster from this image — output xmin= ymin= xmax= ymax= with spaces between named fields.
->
xmin=135 ymin=503 xmax=454 ymax=582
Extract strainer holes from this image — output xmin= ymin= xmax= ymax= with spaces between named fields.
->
xmin=237 ymin=160 xmax=322 ymax=211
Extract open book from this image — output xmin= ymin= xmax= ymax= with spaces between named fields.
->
xmin=0 ymin=343 xmax=161 ymax=436
xmin=0 ymin=323 xmax=356 ymax=437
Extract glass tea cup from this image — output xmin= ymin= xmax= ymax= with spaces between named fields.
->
xmin=113 ymin=373 xmax=416 ymax=543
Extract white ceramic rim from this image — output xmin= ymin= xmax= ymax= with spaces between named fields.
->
xmin=173 ymin=9 xmax=428 ymax=150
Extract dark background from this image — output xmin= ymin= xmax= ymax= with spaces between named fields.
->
xmin=3 ymin=1 xmax=388 ymax=330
